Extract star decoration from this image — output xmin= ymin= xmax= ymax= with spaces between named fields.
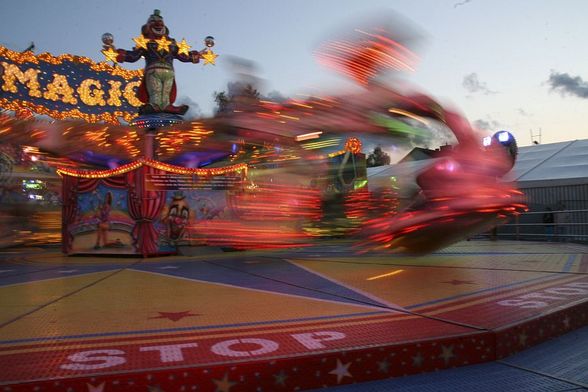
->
xmin=377 ymin=359 xmax=390 ymax=373
xmin=201 ymin=49 xmax=218 ymax=65
xmin=101 ymin=47 xmax=118 ymax=63
xmin=273 ymin=370 xmax=288 ymax=386
xmin=518 ymin=332 xmax=528 ymax=346
xmin=177 ymin=38 xmax=192 ymax=56
xmin=412 ymin=352 xmax=424 ymax=367
xmin=213 ymin=372 xmax=236 ymax=392
xmin=329 ymin=358 xmax=352 ymax=383
xmin=155 ymin=36 xmax=173 ymax=52
xmin=149 ymin=310 xmax=199 ymax=322
xmin=87 ymin=382 xmax=105 ymax=392
xmin=439 ymin=345 xmax=455 ymax=365
xmin=133 ymin=35 xmax=151 ymax=50
xmin=147 ymin=386 xmax=164 ymax=392
xmin=441 ymin=279 xmax=476 ymax=285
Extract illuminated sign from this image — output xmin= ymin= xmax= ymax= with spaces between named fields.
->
xmin=0 ymin=45 xmax=143 ymax=123
xmin=23 ymin=179 xmax=45 ymax=190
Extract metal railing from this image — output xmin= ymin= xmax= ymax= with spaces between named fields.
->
xmin=495 ymin=208 xmax=588 ymax=242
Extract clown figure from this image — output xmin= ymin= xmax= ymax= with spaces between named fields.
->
xmin=112 ymin=10 xmax=211 ymax=115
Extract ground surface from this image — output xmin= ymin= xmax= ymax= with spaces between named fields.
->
xmin=0 ymin=240 xmax=587 ymax=390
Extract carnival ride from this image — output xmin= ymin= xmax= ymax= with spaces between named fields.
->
xmin=0 ymin=10 xmax=525 ymax=255
xmin=9 ymin=12 xmax=587 ymax=392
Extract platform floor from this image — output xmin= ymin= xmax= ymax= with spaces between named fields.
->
xmin=0 ymin=240 xmax=587 ymax=391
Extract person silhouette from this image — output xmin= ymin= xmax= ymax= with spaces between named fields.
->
xmin=542 ymin=207 xmax=555 ymax=241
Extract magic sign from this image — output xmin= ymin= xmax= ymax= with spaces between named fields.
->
xmin=0 ymin=45 xmax=143 ymax=123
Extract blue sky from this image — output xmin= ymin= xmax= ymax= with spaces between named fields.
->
xmin=2 ymin=0 xmax=588 ymax=147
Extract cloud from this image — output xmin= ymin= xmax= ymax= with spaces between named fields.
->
xmin=264 ymin=90 xmax=288 ymax=102
xmin=426 ymin=120 xmax=458 ymax=145
xmin=175 ymin=96 xmax=202 ymax=120
xmin=547 ymin=71 xmax=588 ymax=98
xmin=462 ymin=73 xmax=496 ymax=95
xmin=454 ymin=0 xmax=473 ymax=8
xmin=473 ymin=118 xmax=502 ymax=131
xmin=517 ymin=108 xmax=532 ymax=117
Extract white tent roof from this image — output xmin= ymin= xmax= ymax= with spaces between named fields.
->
xmin=366 ymin=139 xmax=588 ymax=189
xmin=504 ymin=139 xmax=588 ymax=185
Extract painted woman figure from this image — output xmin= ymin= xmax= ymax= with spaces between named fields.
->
xmin=94 ymin=191 xmax=112 ymax=249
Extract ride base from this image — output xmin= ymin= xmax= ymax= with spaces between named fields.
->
xmin=0 ymin=240 xmax=587 ymax=391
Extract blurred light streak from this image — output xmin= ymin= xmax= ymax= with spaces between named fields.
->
xmin=295 ymin=131 xmax=323 ymax=142
xmin=367 ymin=269 xmax=404 ymax=281
xmin=388 ymin=108 xmax=429 ymax=125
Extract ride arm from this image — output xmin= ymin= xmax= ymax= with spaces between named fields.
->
xmin=175 ymin=49 xmax=201 ymax=64
xmin=115 ymin=48 xmax=144 ymax=63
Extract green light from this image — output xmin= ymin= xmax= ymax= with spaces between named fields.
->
xmin=390 ymin=176 xmax=399 ymax=189
xmin=371 ymin=113 xmax=428 ymax=137
xmin=354 ymin=179 xmax=368 ymax=190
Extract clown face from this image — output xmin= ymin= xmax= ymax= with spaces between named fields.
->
xmin=166 ymin=196 xmax=190 ymax=241
xmin=150 ymin=17 xmax=165 ymax=37
xmin=143 ymin=15 xmax=167 ymax=39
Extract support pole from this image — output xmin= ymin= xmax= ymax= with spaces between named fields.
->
xmin=144 ymin=127 xmax=157 ymax=159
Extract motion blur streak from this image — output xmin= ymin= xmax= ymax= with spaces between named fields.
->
xmin=0 ymin=13 xmax=527 ymax=254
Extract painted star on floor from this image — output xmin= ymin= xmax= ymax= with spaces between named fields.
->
xmin=149 ymin=311 xmax=200 ymax=322
xmin=441 ymin=279 xmax=476 ymax=285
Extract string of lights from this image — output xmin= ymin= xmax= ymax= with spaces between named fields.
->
xmin=56 ymin=158 xmax=247 ymax=178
